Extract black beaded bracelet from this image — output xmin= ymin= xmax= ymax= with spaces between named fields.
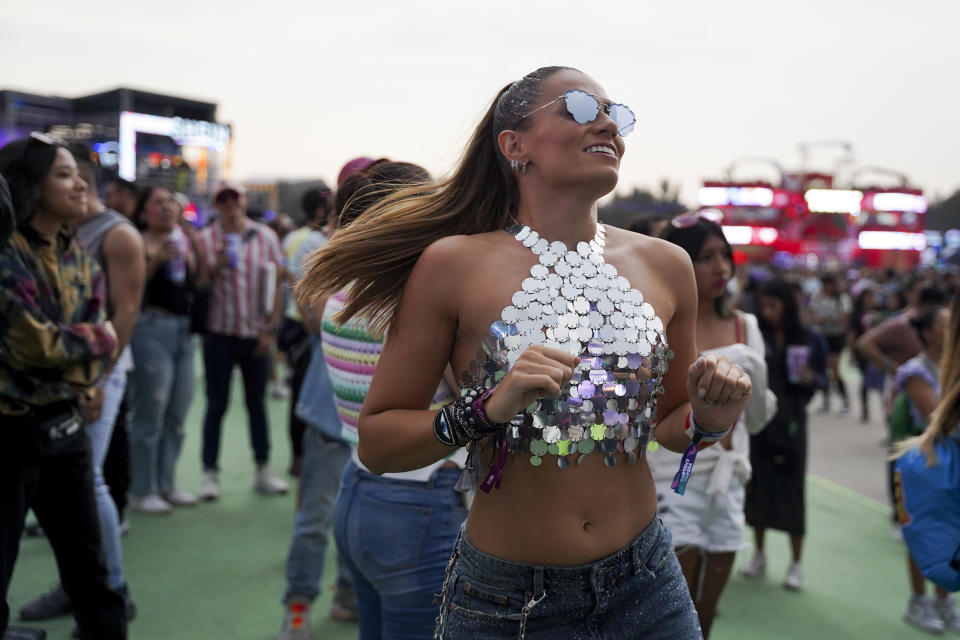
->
xmin=432 ymin=387 xmax=504 ymax=447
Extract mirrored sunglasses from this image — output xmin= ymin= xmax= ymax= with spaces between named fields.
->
xmin=517 ymin=89 xmax=636 ymax=137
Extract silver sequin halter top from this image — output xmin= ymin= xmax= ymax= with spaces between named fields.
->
xmin=458 ymin=223 xmax=674 ymax=469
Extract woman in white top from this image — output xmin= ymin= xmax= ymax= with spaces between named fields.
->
xmin=648 ymin=215 xmax=776 ymax=638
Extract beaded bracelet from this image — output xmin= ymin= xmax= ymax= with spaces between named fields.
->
xmin=432 ymin=386 xmax=505 ymax=447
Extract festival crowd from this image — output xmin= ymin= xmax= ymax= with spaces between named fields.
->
xmin=1 ymin=66 xmax=958 ymax=640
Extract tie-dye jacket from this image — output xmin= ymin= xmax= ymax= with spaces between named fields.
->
xmin=0 ymin=226 xmax=116 ymax=414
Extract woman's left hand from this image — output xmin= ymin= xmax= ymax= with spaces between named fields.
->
xmin=686 ymin=354 xmax=752 ymax=432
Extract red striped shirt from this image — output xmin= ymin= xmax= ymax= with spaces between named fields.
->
xmin=197 ymin=219 xmax=283 ymax=338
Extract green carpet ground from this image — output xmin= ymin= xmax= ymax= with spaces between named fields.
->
xmin=6 ymin=364 xmax=943 ymax=639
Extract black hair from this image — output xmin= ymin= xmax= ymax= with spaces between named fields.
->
xmin=67 ymin=142 xmax=97 ymax=187
xmin=0 ymin=137 xmax=63 ymax=230
xmin=918 ymin=285 xmax=948 ymax=308
xmin=132 ymin=184 xmax=170 ymax=230
xmin=757 ymin=277 xmax=806 ymax=345
xmin=300 ymin=186 xmax=334 ymax=224
xmin=659 ymin=217 xmax=735 ymax=318
xmin=911 ymin=306 xmax=942 ymax=348
xmin=0 ymin=174 xmax=13 ymax=248
xmin=105 ymin=176 xmax=137 ymax=194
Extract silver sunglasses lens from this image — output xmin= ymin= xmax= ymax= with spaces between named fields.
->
xmin=608 ymin=104 xmax=636 ymax=136
xmin=564 ymin=90 xmax=600 ymax=124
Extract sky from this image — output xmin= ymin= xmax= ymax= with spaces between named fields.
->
xmin=2 ymin=0 xmax=958 ymax=206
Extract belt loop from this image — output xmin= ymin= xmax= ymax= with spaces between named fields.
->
xmin=518 ymin=568 xmax=546 ymax=640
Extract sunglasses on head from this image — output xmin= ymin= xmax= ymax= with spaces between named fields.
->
xmin=515 ymin=89 xmax=636 ymax=137
xmin=671 ymin=210 xmax=725 ymax=229
xmin=215 ymin=190 xmax=240 ymax=204
xmin=29 ymin=131 xmax=67 ymax=147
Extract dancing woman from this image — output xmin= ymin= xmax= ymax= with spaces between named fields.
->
xmin=299 ymin=66 xmax=751 ymax=639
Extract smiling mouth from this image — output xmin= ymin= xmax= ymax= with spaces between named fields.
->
xmin=584 ymin=145 xmax=617 ymax=159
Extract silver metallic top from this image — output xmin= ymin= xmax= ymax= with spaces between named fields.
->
xmin=459 ymin=224 xmax=673 ymax=468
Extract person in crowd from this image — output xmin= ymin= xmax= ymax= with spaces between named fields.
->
xmin=298 ymin=66 xmax=751 ymax=639
xmin=847 ymin=286 xmax=884 ymax=423
xmin=299 ymin=161 xmax=468 ymax=640
xmin=125 ymin=185 xmax=200 ymax=513
xmin=809 ymin=273 xmax=851 ymax=415
xmin=276 ymin=172 xmax=372 ymax=639
xmin=194 ymin=180 xmax=288 ymax=499
xmin=103 ymin=177 xmax=137 ymax=221
xmin=0 ymin=134 xmax=126 ymax=639
xmin=856 ymin=286 xmax=946 ymax=381
xmin=17 ymin=143 xmax=145 ymax=628
xmin=890 ymin=306 xmax=960 ymax=633
xmin=277 ymin=186 xmax=335 ymax=476
xmin=648 ymin=217 xmax=777 ymax=638
xmin=741 ymin=278 xmax=828 ymax=590
xmin=856 ymin=285 xmax=949 ymax=534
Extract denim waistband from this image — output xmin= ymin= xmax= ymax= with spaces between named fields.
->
xmin=455 ymin=516 xmax=667 ymax=595
xmin=350 ymin=460 xmax=461 ymax=490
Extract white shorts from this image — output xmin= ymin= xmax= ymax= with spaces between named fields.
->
xmin=655 ymin=472 xmax=746 ymax=553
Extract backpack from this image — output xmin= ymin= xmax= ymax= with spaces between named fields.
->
xmin=894 ymin=435 xmax=960 ymax=592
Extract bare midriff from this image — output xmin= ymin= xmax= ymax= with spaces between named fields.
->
xmin=465 ymin=453 xmax=658 ymax=564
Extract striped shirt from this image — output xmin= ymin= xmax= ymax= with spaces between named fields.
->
xmin=197 ymin=219 xmax=283 ymax=338
xmin=321 ymin=288 xmax=454 ymax=444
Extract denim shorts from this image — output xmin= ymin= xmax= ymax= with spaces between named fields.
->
xmin=435 ymin=517 xmax=702 ymax=639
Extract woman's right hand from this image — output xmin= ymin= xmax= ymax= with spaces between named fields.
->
xmin=483 ymin=345 xmax=579 ymax=424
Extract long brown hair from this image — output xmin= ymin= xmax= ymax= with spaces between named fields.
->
xmin=895 ymin=289 xmax=960 ymax=465
xmin=295 ymin=66 xmax=574 ymax=335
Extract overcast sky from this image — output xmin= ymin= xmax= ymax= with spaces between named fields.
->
xmin=2 ymin=0 xmax=957 ymax=206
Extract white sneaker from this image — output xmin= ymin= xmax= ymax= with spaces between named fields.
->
xmin=162 ymin=487 xmax=199 ymax=507
xmin=935 ymin=595 xmax=960 ymax=633
xmin=254 ymin=466 xmax=289 ymax=495
xmin=129 ymin=494 xmax=172 ymax=515
xmin=270 ymin=381 xmax=292 ymax=400
xmin=891 ymin=524 xmax=904 ymax=543
xmin=740 ymin=552 xmax=766 ymax=579
xmin=198 ymin=472 xmax=221 ymax=501
xmin=783 ymin=562 xmax=803 ymax=591
xmin=905 ymin=595 xmax=946 ymax=634
xmin=276 ymin=601 xmax=311 ymax=639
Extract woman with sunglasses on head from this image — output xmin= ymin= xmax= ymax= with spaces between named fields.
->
xmin=647 ymin=216 xmax=776 ymax=638
xmin=0 ymin=135 xmax=125 ymax=639
xmin=740 ymin=278 xmax=828 ymax=591
xmin=299 ymin=66 xmax=751 ymax=639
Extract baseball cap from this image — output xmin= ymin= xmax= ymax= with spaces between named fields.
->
xmin=211 ymin=179 xmax=246 ymax=202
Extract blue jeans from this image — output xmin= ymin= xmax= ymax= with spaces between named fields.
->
xmin=85 ymin=365 xmax=128 ymax=591
xmin=435 ymin=518 xmax=701 ymax=640
xmin=283 ymin=427 xmax=352 ymax=602
xmin=334 ymin=460 xmax=467 ymax=640
xmin=127 ymin=311 xmax=195 ymax=497
xmin=201 ymin=333 xmax=270 ymax=470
